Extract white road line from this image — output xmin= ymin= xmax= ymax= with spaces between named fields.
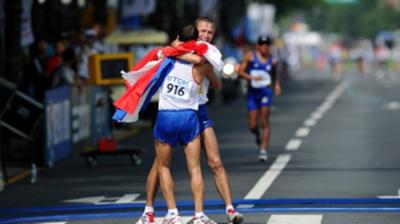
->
xmin=383 ymin=101 xmax=400 ymax=110
xmin=295 ymin=127 xmax=310 ymax=137
xmin=304 ymin=118 xmax=317 ymax=127
xmin=316 ymin=103 xmax=332 ymax=113
xmin=285 ymin=139 xmax=302 ymax=151
xmin=115 ymin=193 xmax=140 ymax=204
xmin=267 ymin=214 xmax=322 ymax=224
xmin=378 ymin=189 xmax=400 ymax=198
xmin=310 ymin=111 xmax=323 ymax=120
xmin=38 ymin=222 xmax=67 ymax=224
xmin=244 ymin=154 xmax=291 ymax=200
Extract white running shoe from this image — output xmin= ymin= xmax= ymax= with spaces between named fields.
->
xmin=162 ymin=215 xmax=184 ymax=224
xmin=136 ymin=212 xmax=155 ymax=224
xmin=227 ymin=209 xmax=244 ymax=224
xmin=187 ymin=214 xmax=218 ymax=224
xmin=259 ymin=149 xmax=268 ymax=162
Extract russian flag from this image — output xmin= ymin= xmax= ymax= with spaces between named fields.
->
xmin=112 ymin=41 xmax=223 ymax=123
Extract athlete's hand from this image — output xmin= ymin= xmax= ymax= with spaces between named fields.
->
xmin=274 ymin=85 xmax=282 ymax=96
xmin=253 ymin=76 xmax=263 ymax=81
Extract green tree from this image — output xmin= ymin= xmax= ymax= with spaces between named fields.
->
xmin=307 ymin=0 xmax=400 ymax=38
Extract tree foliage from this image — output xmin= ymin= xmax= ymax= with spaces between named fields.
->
xmin=306 ymin=0 xmax=400 ymax=38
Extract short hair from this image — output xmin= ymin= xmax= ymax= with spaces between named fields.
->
xmin=178 ymin=24 xmax=198 ymax=42
xmin=194 ymin=17 xmax=216 ymax=29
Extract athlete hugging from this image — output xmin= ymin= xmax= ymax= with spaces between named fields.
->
xmin=127 ymin=17 xmax=244 ymax=224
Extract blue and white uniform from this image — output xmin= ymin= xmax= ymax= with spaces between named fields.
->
xmin=198 ymin=78 xmax=213 ymax=132
xmin=154 ymin=60 xmax=201 ymax=146
xmin=246 ymin=51 xmax=274 ymax=111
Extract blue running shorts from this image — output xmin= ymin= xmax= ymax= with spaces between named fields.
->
xmin=246 ymin=86 xmax=273 ymax=111
xmin=198 ymin=104 xmax=214 ymax=132
xmin=154 ymin=110 xmax=201 ymax=147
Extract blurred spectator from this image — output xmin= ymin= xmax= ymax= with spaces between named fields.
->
xmin=328 ymin=42 xmax=343 ymax=80
xmin=51 ymin=47 xmax=78 ymax=88
xmin=24 ymin=39 xmax=50 ymax=100
xmin=46 ymin=40 xmax=67 ymax=76
xmin=76 ymin=24 xmax=106 ymax=83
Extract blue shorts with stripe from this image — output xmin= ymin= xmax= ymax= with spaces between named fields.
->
xmin=246 ymin=86 xmax=273 ymax=111
xmin=198 ymin=104 xmax=213 ymax=132
xmin=153 ymin=110 xmax=200 ymax=147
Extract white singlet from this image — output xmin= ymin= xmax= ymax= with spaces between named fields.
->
xmin=198 ymin=78 xmax=210 ymax=105
xmin=158 ymin=61 xmax=200 ymax=111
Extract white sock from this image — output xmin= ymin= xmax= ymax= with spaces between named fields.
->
xmin=167 ymin=208 xmax=179 ymax=217
xmin=195 ymin=211 xmax=205 ymax=218
xmin=226 ymin=205 xmax=234 ymax=214
xmin=144 ymin=206 xmax=154 ymax=214
xmin=260 ymin=148 xmax=267 ymax=153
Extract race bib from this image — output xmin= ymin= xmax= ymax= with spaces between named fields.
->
xmin=250 ymin=69 xmax=271 ymax=88
xmin=162 ymin=75 xmax=193 ymax=101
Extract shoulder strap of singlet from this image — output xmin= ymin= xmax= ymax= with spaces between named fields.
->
xmin=252 ymin=50 xmax=259 ymax=64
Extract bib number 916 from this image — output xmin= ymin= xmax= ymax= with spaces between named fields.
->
xmin=167 ymin=83 xmax=185 ymax=96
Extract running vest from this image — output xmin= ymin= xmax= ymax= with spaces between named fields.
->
xmin=158 ymin=61 xmax=200 ymax=110
xmin=198 ymin=78 xmax=210 ymax=105
xmin=246 ymin=51 xmax=273 ymax=89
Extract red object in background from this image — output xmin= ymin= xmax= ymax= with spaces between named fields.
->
xmin=98 ymin=138 xmax=117 ymax=152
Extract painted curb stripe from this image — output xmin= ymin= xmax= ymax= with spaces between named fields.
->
xmin=2 ymin=207 xmax=400 ymax=224
xmin=1 ymin=198 xmax=400 ymax=215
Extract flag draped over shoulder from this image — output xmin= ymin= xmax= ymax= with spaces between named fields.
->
xmin=112 ymin=40 xmax=223 ymax=123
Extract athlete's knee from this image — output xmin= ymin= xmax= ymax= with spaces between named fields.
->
xmin=260 ymin=121 xmax=269 ymax=129
xmin=250 ymin=127 xmax=259 ymax=135
xmin=156 ymin=157 xmax=170 ymax=168
xmin=208 ymin=157 xmax=224 ymax=173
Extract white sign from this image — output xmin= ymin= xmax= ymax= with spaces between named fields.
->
xmin=247 ymin=3 xmax=276 ymax=42
xmin=64 ymin=194 xmax=141 ymax=204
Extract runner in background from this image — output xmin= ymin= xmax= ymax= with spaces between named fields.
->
xmin=237 ymin=35 xmax=281 ymax=162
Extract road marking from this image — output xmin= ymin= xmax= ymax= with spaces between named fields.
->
xmin=304 ymin=118 xmax=317 ymax=127
xmin=285 ymin=139 xmax=302 ymax=151
xmin=310 ymin=111 xmax=323 ymax=120
xmin=64 ymin=194 xmax=140 ymax=204
xmin=295 ymin=127 xmax=310 ymax=137
xmin=242 ymin=154 xmax=291 ymax=203
xmin=378 ymin=189 xmax=400 ymax=198
xmin=383 ymin=101 xmax=400 ymax=110
xmin=38 ymin=222 xmax=67 ymax=224
xmin=5 ymin=169 xmax=30 ymax=185
xmin=114 ymin=194 xmax=140 ymax=204
xmin=316 ymin=103 xmax=332 ymax=113
xmin=267 ymin=214 xmax=322 ymax=224
xmin=64 ymin=196 xmax=105 ymax=204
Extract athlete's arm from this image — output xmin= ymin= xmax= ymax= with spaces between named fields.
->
xmin=271 ymin=59 xmax=282 ymax=96
xmin=178 ymin=53 xmax=206 ymax=64
xmin=170 ymin=39 xmax=207 ymax=64
xmin=203 ymin=63 xmax=221 ymax=90
xmin=237 ymin=51 xmax=255 ymax=81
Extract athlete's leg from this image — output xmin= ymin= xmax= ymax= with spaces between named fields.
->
xmin=259 ymin=106 xmax=271 ymax=150
xmin=201 ymin=128 xmax=243 ymax=223
xmin=247 ymin=109 xmax=259 ymax=144
xmin=155 ymin=139 xmax=176 ymax=210
xmin=145 ymin=159 xmax=159 ymax=207
xmin=184 ymin=136 xmax=204 ymax=213
xmin=201 ymin=127 xmax=232 ymax=205
xmin=136 ymin=160 xmax=159 ymax=224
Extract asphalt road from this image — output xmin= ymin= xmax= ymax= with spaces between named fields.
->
xmin=1 ymin=68 xmax=400 ymax=223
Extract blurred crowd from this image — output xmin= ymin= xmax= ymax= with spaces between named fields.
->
xmin=20 ymin=23 xmax=106 ymax=102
